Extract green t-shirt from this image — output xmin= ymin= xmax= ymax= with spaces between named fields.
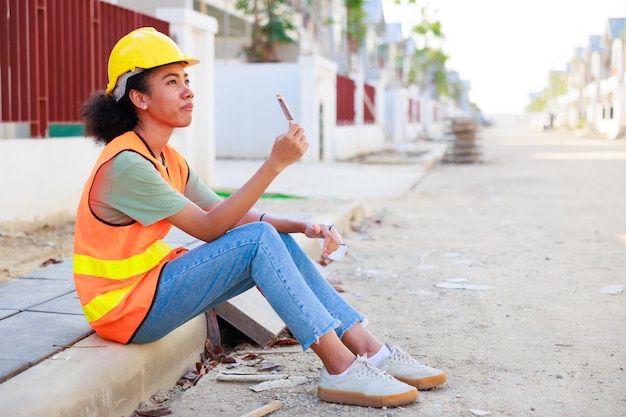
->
xmin=89 ymin=151 xmax=221 ymax=226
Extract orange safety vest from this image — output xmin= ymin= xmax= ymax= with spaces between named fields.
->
xmin=73 ymin=131 xmax=189 ymax=343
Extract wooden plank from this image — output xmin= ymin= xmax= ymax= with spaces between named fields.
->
xmin=454 ymin=132 xmax=477 ymax=141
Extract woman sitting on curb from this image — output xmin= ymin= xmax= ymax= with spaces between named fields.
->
xmin=74 ymin=27 xmax=446 ymax=408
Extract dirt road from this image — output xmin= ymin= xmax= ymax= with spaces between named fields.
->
xmin=162 ymin=122 xmax=625 ymax=417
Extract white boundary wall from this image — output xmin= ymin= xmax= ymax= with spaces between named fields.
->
xmin=0 ymin=139 xmax=101 ymax=229
xmin=385 ymin=87 xmax=447 ymax=142
xmin=214 ymin=56 xmax=385 ymax=162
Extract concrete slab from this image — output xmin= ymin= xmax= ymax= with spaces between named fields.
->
xmin=0 ymin=278 xmax=75 ymax=310
xmin=0 ymin=358 xmax=28 ymax=384
xmin=215 ymin=288 xmax=286 ymax=346
xmin=26 ymin=292 xmax=84 ymax=315
xmin=0 ymin=309 xmax=18 ymax=320
xmin=0 ymin=311 xmax=91 ymax=363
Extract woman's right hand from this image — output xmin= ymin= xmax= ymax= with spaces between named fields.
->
xmin=267 ymin=122 xmax=309 ymax=171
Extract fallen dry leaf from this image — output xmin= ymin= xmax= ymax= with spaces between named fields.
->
xmin=241 ymin=353 xmax=261 ymax=360
xmin=258 ymin=362 xmax=283 ymax=372
xmin=40 ymin=257 xmax=62 ymax=267
xmin=332 ymin=284 xmax=345 ymax=292
xmin=267 ymin=337 xmax=299 ymax=347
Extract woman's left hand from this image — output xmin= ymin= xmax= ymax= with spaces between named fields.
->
xmin=304 ymin=223 xmax=342 ymax=258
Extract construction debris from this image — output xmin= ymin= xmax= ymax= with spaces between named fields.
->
xmin=600 ymin=285 xmax=623 ymax=295
xmin=239 ymin=400 xmax=283 ymax=417
xmin=216 ymin=371 xmax=288 ymax=383
xmin=435 ymin=277 xmax=493 ymax=290
xmin=442 ymin=117 xmax=483 ymax=164
xmin=249 ymin=376 xmax=308 ymax=392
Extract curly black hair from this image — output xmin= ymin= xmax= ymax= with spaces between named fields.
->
xmin=81 ymin=69 xmax=153 ymax=145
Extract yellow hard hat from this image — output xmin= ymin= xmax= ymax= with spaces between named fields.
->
xmin=106 ymin=27 xmax=200 ymax=95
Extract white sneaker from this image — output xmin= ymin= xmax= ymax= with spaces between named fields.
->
xmin=378 ymin=344 xmax=447 ymax=390
xmin=317 ymin=355 xmax=418 ymax=407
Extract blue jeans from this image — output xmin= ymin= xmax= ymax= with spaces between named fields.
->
xmin=131 ymin=222 xmax=364 ymax=349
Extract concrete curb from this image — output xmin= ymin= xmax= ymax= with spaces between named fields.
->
xmin=0 ymin=202 xmax=365 ymax=417
xmin=0 ymin=318 xmax=207 ymax=417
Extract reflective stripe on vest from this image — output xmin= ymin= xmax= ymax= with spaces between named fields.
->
xmin=74 ymin=240 xmax=172 ymax=279
xmin=81 ymin=281 xmax=139 ymax=323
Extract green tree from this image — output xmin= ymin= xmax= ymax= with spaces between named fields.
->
xmin=526 ymin=70 xmax=568 ymax=112
xmin=410 ymin=47 xmax=449 ymax=97
xmin=345 ymin=0 xmax=367 ymax=54
xmin=406 ymin=5 xmax=449 ymax=98
xmin=526 ymin=93 xmax=548 ymax=112
xmin=235 ymin=0 xmax=296 ymax=62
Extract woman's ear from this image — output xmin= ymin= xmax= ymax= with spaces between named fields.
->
xmin=128 ymin=89 xmax=147 ymax=110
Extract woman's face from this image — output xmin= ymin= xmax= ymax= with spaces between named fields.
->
xmin=143 ymin=62 xmax=195 ymax=128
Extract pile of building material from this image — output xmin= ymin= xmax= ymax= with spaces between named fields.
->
xmin=442 ymin=117 xmax=482 ymax=164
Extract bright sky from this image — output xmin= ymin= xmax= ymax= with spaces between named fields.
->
xmin=384 ymin=0 xmax=626 ymax=115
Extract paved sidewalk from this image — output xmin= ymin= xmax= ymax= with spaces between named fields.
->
xmin=0 ymin=141 xmax=445 ymax=417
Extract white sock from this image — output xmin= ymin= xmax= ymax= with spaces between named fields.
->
xmin=368 ymin=344 xmax=392 ymax=367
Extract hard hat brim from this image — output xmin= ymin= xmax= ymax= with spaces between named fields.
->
xmin=105 ymin=58 xmax=200 ymax=95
